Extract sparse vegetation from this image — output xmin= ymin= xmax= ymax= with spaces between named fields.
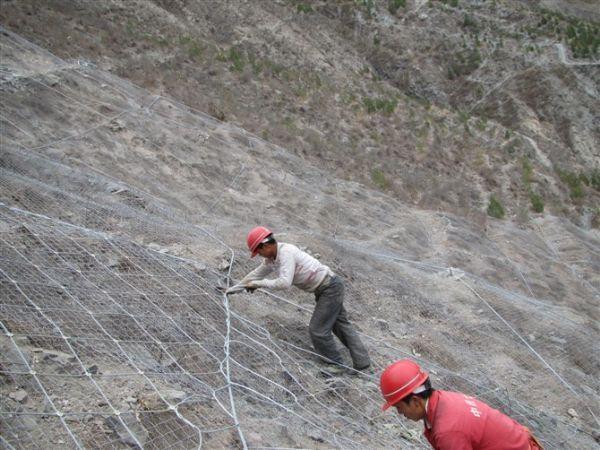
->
xmin=462 ymin=14 xmax=479 ymax=33
xmin=447 ymin=48 xmax=481 ymax=79
xmin=556 ymin=168 xmax=585 ymax=200
xmin=521 ymin=157 xmax=533 ymax=184
xmin=530 ymin=191 xmax=544 ymax=213
xmin=590 ymin=169 xmax=600 ymax=191
xmin=227 ymin=47 xmax=245 ymax=72
xmin=357 ymin=0 xmax=376 ymax=17
xmin=388 ymin=0 xmax=406 ymax=15
xmin=179 ymin=36 xmax=203 ymax=61
xmin=436 ymin=0 xmax=459 ymax=7
xmin=537 ymin=9 xmax=599 ymax=59
xmin=487 ymin=195 xmax=505 ymax=219
xmin=363 ymin=97 xmax=397 ymax=115
xmin=371 ymin=168 xmax=389 ymax=189
xmin=296 ymin=3 xmax=313 ymax=14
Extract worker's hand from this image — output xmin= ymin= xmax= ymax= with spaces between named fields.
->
xmin=226 ymin=285 xmax=245 ymax=295
xmin=244 ymin=282 xmax=259 ymax=293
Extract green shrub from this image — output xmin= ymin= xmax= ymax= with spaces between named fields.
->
xmin=371 ymin=168 xmax=389 ymax=189
xmin=363 ymin=97 xmax=397 ymax=114
xmin=358 ymin=0 xmax=376 ymax=17
xmin=529 ymin=192 xmax=544 ymax=213
xmin=521 ymin=157 xmax=533 ymax=184
xmin=177 ymin=36 xmax=203 ymax=61
xmin=296 ymin=3 xmax=313 ymax=13
xmin=487 ymin=195 xmax=505 ymax=219
xmin=537 ymin=9 xmax=599 ymax=58
xmin=228 ymin=47 xmax=245 ymax=72
xmin=462 ymin=14 xmax=479 ymax=32
xmin=590 ymin=169 xmax=600 ymax=191
xmin=447 ymin=48 xmax=481 ymax=79
xmin=388 ymin=0 xmax=406 ymax=14
xmin=557 ymin=168 xmax=585 ymax=200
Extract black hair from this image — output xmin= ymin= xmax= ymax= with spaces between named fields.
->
xmin=400 ymin=378 xmax=434 ymax=404
xmin=258 ymin=235 xmax=276 ymax=248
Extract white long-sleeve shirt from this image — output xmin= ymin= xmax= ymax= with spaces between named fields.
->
xmin=237 ymin=243 xmax=334 ymax=292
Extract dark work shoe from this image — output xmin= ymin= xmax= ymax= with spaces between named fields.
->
xmin=349 ymin=364 xmax=372 ymax=376
xmin=319 ymin=364 xmax=348 ymax=378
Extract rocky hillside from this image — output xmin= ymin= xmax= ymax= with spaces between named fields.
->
xmin=0 ymin=1 xmax=599 ymax=449
xmin=1 ymin=0 xmax=598 ymax=228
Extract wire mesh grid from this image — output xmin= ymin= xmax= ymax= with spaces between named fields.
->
xmin=1 ymin=26 xmax=599 ymax=449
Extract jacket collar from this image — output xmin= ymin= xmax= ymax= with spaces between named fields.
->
xmin=424 ymin=390 xmax=441 ymax=431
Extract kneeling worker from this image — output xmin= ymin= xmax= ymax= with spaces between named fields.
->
xmin=380 ymin=359 xmax=543 ymax=449
xmin=227 ymin=226 xmax=370 ymax=373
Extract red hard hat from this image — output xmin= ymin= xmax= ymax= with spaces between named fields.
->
xmin=246 ymin=226 xmax=273 ymax=257
xmin=380 ymin=359 xmax=429 ymax=411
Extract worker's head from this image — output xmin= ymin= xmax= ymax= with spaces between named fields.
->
xmin=380 ymin=359 xmax=432 ymax=421
xmin=247 ymin=226 xmax=277 ymax=258
xmin=394 ymin=378 xmax=432 ymax=421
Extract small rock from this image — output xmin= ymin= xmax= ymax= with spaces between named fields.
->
xmin=147 ymin=243 xmax=169 ymax=253
xmin=108 ymin=120 xmax=124 ymax=132
xmin=400 ymin=428 xmax=421 ymax=441
xmin=9 ymin=389 xmax=28 ymax=403
xmin=247 ymin=431 xmax=263 ymax=443
xmin=548 ymin=335 xmax=567 ymax=345
xmin=567 ymin=408 xmax=578 ymax=418
xmin=162 ymin=389 xmax=187 ymax=403
xmin=218 ymin=259 xmax=230 ymax=271
xmin=376 ymin=319 xmax=389 ymax=332
xmin=87 ymin=365 xmax=99 ymax=375
xmin=191 ymin=261 xmax=206 ymax=271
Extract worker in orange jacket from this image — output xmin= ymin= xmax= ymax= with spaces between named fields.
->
xmin=379 ymin=359 xmax=544 ymax=450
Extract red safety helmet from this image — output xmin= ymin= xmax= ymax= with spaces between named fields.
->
xmin=380 ymin=359 xmax=429 ymax=411
xmin=246 ymin=226 xmax=273 ymax=257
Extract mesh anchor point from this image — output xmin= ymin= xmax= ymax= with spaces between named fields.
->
xmin=6 ymin=332 xmax=14 ymax=337
xmin=138 ymin=370 xmax=144 ymax=375
xmin=113 ymin=409 xmax=121 ymax=416
xmin=56 ymin=411 xmax=64 ymax=417
xmin=169 ymin=404 xmax=176 ymax=411
xmin=29 ymin=370 xmax=36 ymax=375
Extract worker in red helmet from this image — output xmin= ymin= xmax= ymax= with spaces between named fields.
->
xmin=379 ymin=359 xmax=544 ymax=450
xmin=226 ymin=226 xmax=370 ymax=374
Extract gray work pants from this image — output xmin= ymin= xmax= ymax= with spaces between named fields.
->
xmin=309 ymin=275 xmax=370 ymax=369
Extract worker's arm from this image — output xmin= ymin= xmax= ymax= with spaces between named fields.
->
xmin=247 ymin=249 xmax=294 ymax=290
xmin=226 ymin=262 xmax=273 ymax=293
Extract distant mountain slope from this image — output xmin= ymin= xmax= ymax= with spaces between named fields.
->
xmin=1 ymin=0 xmax=598 ymax=228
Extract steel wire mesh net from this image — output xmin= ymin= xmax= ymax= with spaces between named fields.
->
xmin=1 ymin=27 xmax=599 ymax=449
